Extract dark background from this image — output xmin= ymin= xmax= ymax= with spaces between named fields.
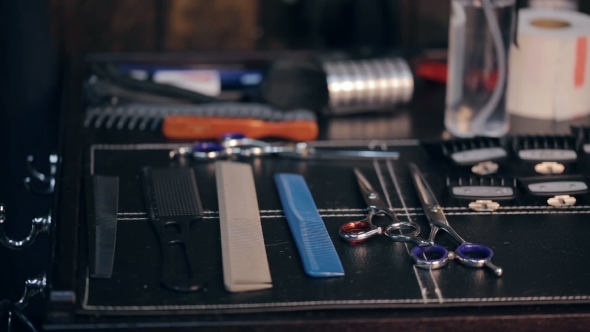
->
xmin=46 ymin=0 xmax=590 ymax=56
xmin=50 ymin=0 xmax=449 ymax=57
xmin=2 ymin=0 xmax=590 ymax=330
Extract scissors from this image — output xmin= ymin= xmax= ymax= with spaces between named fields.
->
xmin=339 ymin=168 xmax=423 ymax=244
xmin=408 ymin=163 xmax=503 ymax=276
xmin=170 ymin=133 xmax=401 ymax=161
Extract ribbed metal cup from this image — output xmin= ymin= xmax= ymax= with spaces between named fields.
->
xmin=322 ymin=58 xmax=414 ymax=114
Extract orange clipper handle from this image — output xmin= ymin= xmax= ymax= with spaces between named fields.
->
xmin=162 ymin=116 xmax=319 ymax=141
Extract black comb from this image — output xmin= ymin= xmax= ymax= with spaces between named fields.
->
xmin=441 ymin=137 xmax=507 ymax=166
xmin=87 ymin=175 xmax=119 ymax=279
xmin=141 ymin=167 xmax=204 ymax=292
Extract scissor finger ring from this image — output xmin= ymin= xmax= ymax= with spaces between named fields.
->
xmin=382 ymin=221 xmax=428 ymax=245
xmin=384 ymin=221 xmax=420 ymax=236
xmin=411 ymin=244 xmax=450 ymax=270
xmin=191 ymin=142 xmax=229 ymax=159
xmin=339 ymin=218 xmax=382 ymax=243
xmin=454 ymin=243 xmax=503 ymax=276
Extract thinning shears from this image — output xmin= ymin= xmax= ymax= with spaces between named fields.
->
xmin=339 ymin=168 xmax=423 ymax=244
xmin=409 ymin=163 xmax=503 ymax=276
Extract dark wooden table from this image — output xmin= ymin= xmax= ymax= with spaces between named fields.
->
xmin=43 ymin=53 xmax=590 ymax=331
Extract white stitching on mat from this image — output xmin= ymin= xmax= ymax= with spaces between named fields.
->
xmin=258 ymin=209 xmax=374 ymax=213
xmin=117 ymin=206 xmax=590 ymax=216
xmin=385 ymin=205 xmax=590 ymax=211
xmin=381 ymin=206 xmax=590 ymax=211
xmin=81 ymin=267 xmax=590 ymax=311
xmin=117 ymin=209 xmax=403 ymax=215
xmin=446 ymin=210 xmax=590 ymax=216
xmin=319 ymin=208 xmax=371 ymax=212
xmin=91 ymin=143 xmax=187 ymax=150
xmin=373 ymin=161 xmax=394 ymax=212
xmin=81 ymin=295 xmax=590 ymax=311
xmin=498 ymin=205 xmax=590 ymax=210
xmin=117 ymin=206 xmax=590 ymax=217
xmin=372 ymin=154 xmax=428 ymax=304
xmin=117 ymin=214 xmax=372 ymax=222
xmin=310 ymin=139 xmax=420 ymax=147
xmin=117 ymin=210 xmax=590 ymax=220
xmin=384 ymin=159 xmax=442 ymax=304
xmin=411 ymin=265 xmax=429 ymax=303
xmin=263 ymin=214 xmax=367 ymax=218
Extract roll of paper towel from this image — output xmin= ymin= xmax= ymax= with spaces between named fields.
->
xmin=507 ymin=9 xmax=590 ymax=121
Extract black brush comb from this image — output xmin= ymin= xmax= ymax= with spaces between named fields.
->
xmin=141 ymin=167 xmax=204 ymax=292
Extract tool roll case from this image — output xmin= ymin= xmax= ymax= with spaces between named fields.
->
xmin=44 ymin=55 xmax=590 ymax=330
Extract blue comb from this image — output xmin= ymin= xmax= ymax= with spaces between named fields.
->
xmin=274 ymin=173 xmax=345 ymax=277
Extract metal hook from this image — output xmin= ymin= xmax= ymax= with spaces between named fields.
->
xmin=0 ymin=205 xmax=51 ymax=250
xmin=15 ymin=273 xmax=47 ymax=310
xmin=24 ymin=154 xmax=59 ymax=195
xmin=6 ymin=272 xmax=46 ymax=332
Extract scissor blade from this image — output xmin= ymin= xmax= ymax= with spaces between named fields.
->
xmin=313 ymin=149 xmax=400 ymax=160
xmin=408 ymin=163 xmax=442 ymax=208
xmin=354 ymin=168 xmax=388 ymax=209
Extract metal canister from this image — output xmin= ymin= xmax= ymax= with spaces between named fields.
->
xmin=322 ymin=58 xmax=414 ymax=115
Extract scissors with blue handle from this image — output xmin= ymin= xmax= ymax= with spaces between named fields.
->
xmin=409 ymin=163 xmax=503 ymax=276
xmin=339 ymin=168 xmax=424 ymax=244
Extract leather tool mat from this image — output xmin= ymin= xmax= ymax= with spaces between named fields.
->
xmin=80 ymin=138 xmax=590 ymax=314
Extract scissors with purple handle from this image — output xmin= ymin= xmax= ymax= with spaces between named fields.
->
xmin=409 ymin=163 xmax=503 ymax=276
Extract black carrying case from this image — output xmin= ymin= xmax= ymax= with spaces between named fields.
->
xmin=43 ymin=53 xmax=590 ymax=331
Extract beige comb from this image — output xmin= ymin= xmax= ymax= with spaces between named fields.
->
xmin=215 ymin=161 xmax=272 ymax=292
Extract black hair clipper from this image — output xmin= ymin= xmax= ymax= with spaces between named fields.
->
xmin=141 ymin=167 xmax=205 ymax=292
